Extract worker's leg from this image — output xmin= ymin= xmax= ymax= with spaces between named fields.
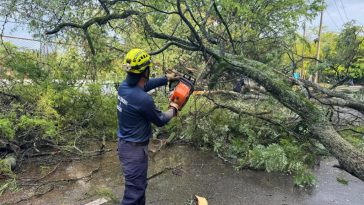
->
xmin=118 ymin=141 xmax=148 ymax=205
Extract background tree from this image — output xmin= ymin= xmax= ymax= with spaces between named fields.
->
xmin=321 ymin=22 xmax=364 ymax=85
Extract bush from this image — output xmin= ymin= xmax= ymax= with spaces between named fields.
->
xmin=18 ymin=115 xmax=57 ymax=139
xmin=0 ymin=82 xmax=117 ymax=153
xmin=0 ymin=119 xmax=15 ymax=140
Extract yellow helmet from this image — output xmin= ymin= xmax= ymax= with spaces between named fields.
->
xmin=122 ymin=48 xmax=152 ymax=74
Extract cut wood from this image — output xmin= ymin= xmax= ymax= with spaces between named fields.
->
xmin=84 ymin=198 xmax=108 ymax=205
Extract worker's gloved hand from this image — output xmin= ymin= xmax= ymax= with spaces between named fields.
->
xmin=166 ymin=70 xmax=181 ymax=82
xmin=169 ymin=101 xmax=179 ymax=116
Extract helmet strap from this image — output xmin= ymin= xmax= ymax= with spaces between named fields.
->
xmin=142 ymin=66 xmax=150 ymax=81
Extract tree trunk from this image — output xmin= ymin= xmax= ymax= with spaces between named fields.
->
xmin=310 ymin=122 xmax=364 ymax=179
xmin=217 ymin=56 xmax=364 ymax=180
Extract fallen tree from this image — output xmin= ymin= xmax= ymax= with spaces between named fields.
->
xmin=2 ymin=0 xmax=364 ymax=181
xmin=216 ymin=56 xmax=364 ymax=179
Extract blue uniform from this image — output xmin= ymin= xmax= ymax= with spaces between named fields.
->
xmin=117 ymin=76 xmax=172 ymax=205
xmin=117 ymin=77 xmax=171 ymax=142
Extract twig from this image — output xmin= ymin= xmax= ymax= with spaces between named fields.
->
xmin=22 ymin=164 xmax=100 ymax=187
xmin=13 ymin=185 xmax=54 ymax=204
xmin=20 ymin=162 xmax=61 ymax=183
xmin=147 ymin=163 xmax=182 ymax=180
xmin=217 ymin=152 xmax=235 ymax=164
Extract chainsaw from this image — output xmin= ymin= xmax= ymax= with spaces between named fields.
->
xmin=169 ymin=73 xmax=195 ymax=111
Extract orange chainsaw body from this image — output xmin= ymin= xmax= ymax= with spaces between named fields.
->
xmin=169 ymin=76 xmax=195 ymax=110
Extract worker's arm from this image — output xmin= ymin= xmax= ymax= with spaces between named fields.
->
xmin=140 ymin=95 xmax=176 ymax=127
xmin=144 ymin=77 xmax=167 ymax=92
xmin=144 ymin=72 xmax=181 ymax=92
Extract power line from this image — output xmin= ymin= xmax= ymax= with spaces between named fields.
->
xmin=0 ymin=34 xmax=82 ymax=47
xmin=0 ymin=34 xmax=40 ymax=42
xmin=332 ymin=0 xmax=346 ymax=25
xmin=325 ymin=11 xmax=340 ymax=31
xmin=0 ymin=20 xmax=28 ymax=25
xmin=338 ymin=0 xmax=349 ymax=21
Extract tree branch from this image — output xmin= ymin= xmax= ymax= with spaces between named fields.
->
xmin=196 ymin=90 xmax=269 ymax=100
xmin=300 ymin=79 xmax=353 ymax=99
xmin=98 ymin=0 xmax=111 ymax=15
xmin=83 ymin=28 xmax=96 ymax=55
xmin=46 ymin=11 xmax=140 ymax=35
xmin=176 ymin=0 xmax=204 ymax=49
xmin=298 ymin=79 xmax=364 ymax=114
xmin=149 ymin=41 xmax=199 ymax=55
xmin=316 ymin=97 xmax=364 ymax=115
xmin=213 ymin=1 xmax=236 ymax=54
xmin=130 ymin=0 xmax=178 ymax=15
xmin=187 ymin=1 xmax=219 ymax=45
xmin=0 ymin=91 xmax=21 ymax=101
xmin=204 ymin=95 xmax=281 ymax=127
xmin=142 ymin=17 xmax=199 ymax=50
xmin=107 ymin=0 xmax=178 ymax=14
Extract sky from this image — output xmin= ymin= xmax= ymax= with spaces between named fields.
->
xmin=0 ymin=0 xmax=363 ymax=50
xmin=308 ymin=0 xmax=364 ymax=32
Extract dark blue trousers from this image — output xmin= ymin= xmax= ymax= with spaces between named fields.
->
xmin=118 ymin=140 xmax=148 ymax=205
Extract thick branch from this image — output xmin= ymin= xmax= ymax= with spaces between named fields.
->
xmin=98 ymin=0 xmax=110 ymax=15
xmin=176 ymin=0 xmax=203 ymax=48
xmin=318 ymin=97 xmax=364 ymax=115
xmin=149 ymin=41 xmax=199 ymax=55
xmin=300 ymin=79 xmax=364 ymax=114
xmin=0 ymin=91 xmax=21 ymax=101
xmin=83 ymin=28 xmax=96 ymax=55
xmin=301 ymin=79 xmax=350 ymax=99
xmin=46 ymin=11 xmax=139 ymax=35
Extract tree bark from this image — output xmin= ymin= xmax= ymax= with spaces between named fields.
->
xmin=310 ymin=122 xmax=364 ymax=178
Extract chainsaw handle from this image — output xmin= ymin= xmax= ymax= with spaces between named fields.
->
xmin=168 ymin=102 xmax=179 ymax=116
xmin=168 ymin=79 xmax=179 ymax=91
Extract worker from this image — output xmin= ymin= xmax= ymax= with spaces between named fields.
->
xmin=117 ymin=48 xmax=179 ymax=205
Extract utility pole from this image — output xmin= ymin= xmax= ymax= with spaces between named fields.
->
xmin=314 ymin=1 xmax=324 ymax=83
xmin=301 ymin=22 xmax=306 ymax=79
